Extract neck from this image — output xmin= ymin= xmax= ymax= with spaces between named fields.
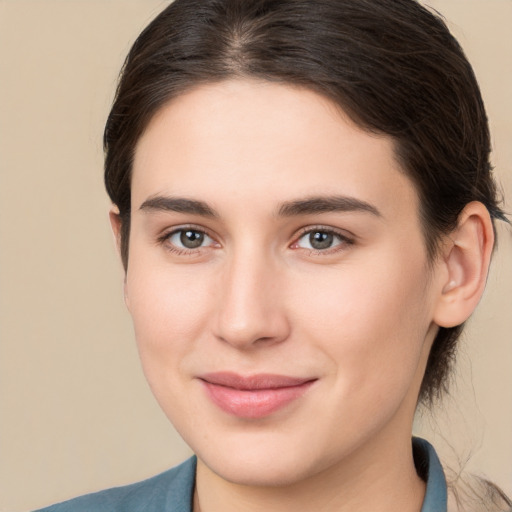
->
xmin=194 ymin=431 xmax=426 ymax=512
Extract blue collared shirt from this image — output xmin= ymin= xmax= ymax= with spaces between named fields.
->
xmin=35 ymin=437 xmax=447 ymax=512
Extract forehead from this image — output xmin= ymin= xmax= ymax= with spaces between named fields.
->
xmin=132 ymin=79 xmax=420 ymax=223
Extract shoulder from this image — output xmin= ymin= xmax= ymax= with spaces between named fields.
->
xmin=34 ymin=457 xmax=196 ymax=512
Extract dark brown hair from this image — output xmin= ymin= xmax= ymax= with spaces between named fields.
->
xmin=104 ymin=0 xmax=507 ymax=405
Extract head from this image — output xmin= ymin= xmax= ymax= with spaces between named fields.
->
xmin=104 ymin=0 xmax=505 ymax=407
xmin=102 ymin=1 xmax=509 ymax=492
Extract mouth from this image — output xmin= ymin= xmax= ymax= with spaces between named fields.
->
xmin=198 ymin=372 xmax=317 ymax=419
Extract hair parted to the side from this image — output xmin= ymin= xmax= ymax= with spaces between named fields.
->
xmin=104 ymin=0 xmax=508 ymax=407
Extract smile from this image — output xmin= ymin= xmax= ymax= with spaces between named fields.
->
xmin=198 ymin=372 xmax=317 ymax=419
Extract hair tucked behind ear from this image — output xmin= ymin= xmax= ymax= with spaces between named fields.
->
xmin=104 ymin=0 xmax=508 ymax=404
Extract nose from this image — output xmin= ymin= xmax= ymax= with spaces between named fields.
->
xmin=213 ymin=250 xmax=290 ymax=350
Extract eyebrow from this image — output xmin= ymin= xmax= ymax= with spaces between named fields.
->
xmin=277 ymin=196 xmax=381 ymax=218
xmin=139 ymin=196 xmax=219 ymax=217
xmin=138 ymin=194 xmax=381 ymax=219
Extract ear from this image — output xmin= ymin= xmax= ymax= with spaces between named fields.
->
xmin=109 ymin=207 xmax=130 ymax=308
xmin=109 ymin=206 xmax=123 ymax=257
xmin=433 ymin=201 xmax=495 ymax=328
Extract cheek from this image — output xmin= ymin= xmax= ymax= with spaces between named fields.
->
xmin=125 ymin=256 xmax=216 ymax=376
xmin=124 ymin=259 xmax=222 ymax=433
xmin=289 ymin=253 xmax=433 ymax=400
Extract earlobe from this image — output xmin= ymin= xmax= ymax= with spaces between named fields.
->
xmin=433 ymin=201 xmax=494 ymax=328
xmin=123 ymin=280 xmax=131 ymax=311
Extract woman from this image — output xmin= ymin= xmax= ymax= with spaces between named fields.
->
xmin=36 ymin=0 xmax=510 ymax=510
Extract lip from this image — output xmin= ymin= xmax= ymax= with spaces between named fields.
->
xmin=198 ymin=372 xmax=316 ymax=419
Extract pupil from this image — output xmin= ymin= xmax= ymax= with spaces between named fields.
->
xmin=180 ymin=230 xmax=204 ymax=249
xmin=310 ymin=231 xmax=333 ymax=250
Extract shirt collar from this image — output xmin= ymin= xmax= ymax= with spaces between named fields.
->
xmin=413 ymin=437 xmax=448 ymax=512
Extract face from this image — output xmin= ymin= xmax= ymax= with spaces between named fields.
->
xmin=124 ymin=80 xmax=443 ymax=486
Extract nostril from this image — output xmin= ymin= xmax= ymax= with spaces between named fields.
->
xmin=214 ymin=314 xmax=290 ymax=350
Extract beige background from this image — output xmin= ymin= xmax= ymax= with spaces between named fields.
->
xmin=0 ymin=1 xmax=510 ymax=510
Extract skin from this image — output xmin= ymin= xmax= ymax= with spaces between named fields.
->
xmin=111 ymin=79 xmax=494 ymax=512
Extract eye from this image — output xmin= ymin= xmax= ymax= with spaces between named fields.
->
xmin=293 ymin=228 xmax=352 ymax=252
xmin=165 ymin=228 xmax=215 ymax=250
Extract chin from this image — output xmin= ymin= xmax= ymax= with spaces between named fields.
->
xmin=190 ymin=423 xmax=348 ymax=488
xmin=203 ymin=450 xmax=321 ymax=487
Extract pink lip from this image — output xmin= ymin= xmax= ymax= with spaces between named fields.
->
xmin=199 ymin=372 xmax=316 ymax=419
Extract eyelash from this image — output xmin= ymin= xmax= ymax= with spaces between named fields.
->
xmin=292 ymin=226 xmax=354 ymax=255
xmin=157 ymin=225 xmax=218 ymax=256
xmin=157 ymin=225 xmax=354 ymax=256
